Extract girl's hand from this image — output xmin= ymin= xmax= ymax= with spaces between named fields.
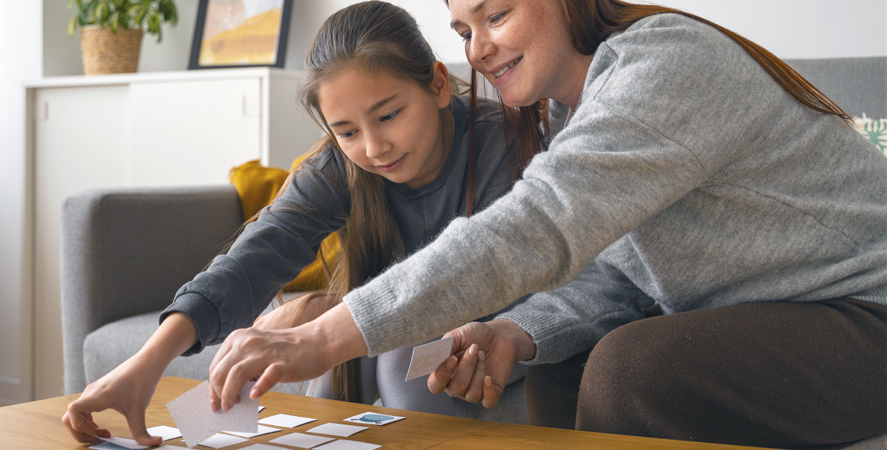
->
xmin=253 ymin=293 xmax=337 ymax=331
xmin=209 ymin=303 xmax=367 ymax=412
xmin=428 ymin=320 xmax=535 ymax=408
xmin=62 ymin=312 xmax=197 ymax=446
xmin=62 ymin=354 xmax=164 ymax=447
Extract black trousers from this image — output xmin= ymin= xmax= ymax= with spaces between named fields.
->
xmin=525 ymin=299 xmax=887 ymax=449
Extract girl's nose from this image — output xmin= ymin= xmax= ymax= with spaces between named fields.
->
xmin=365 ymin=132 xmax=391 ymax=159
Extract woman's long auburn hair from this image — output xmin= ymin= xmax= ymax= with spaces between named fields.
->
xmin=447 ymin=0 xmax=850 ymax=160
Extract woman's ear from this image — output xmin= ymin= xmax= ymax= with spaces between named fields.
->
xmin=431 ymin=61 xmax=452 ymax=109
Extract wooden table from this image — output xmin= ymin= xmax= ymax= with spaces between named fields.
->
xmin=0 ymin=377 xmax=771 ymax=449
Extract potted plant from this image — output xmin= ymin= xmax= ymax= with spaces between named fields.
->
xmin=68 ymin=0 xmax=178 ymax=75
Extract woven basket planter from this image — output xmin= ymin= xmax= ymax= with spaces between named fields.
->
xmin=80 ymin=26 xmax=143 ymax=75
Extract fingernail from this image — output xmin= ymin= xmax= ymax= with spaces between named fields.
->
xmin=222 ymin=401 xmax=230 ymax=412
xmin=485 ymin=376 xmax=492 ymax=388
xmin=210 ymin=400 xmax=217 ymax=412
xmin=250 ymin=388 xmax=260 ymax=399
xmin=468 ymin=345 xmax=477 ymax=356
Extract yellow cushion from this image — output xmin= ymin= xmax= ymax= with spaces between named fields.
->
xmin=229 ymin=154 xmax=340 ymax=292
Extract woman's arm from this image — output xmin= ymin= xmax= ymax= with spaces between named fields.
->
xmin=63 ymin=312 xmax=198 ymax=446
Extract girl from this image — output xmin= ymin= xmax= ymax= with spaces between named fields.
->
xmin=207 ymin=0 xmax=887 ymax=449
xmin=63 ymin=2 xmax=537 ymax=445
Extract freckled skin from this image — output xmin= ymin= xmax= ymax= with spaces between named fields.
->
xmin=449 ymin=0 xmax=594 ymax=108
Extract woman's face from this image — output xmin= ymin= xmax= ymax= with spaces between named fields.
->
xmin=318 ymin=63 xmax=452 ymax=189
xmin=449 ymin=0 xmax=590 ymax=107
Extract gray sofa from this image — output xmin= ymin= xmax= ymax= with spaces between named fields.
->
xmin=61 ymin=57 xmax=886 ymax=445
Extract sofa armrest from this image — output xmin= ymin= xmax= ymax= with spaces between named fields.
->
xmin=60 ymin=185 xmax=243 ymax=394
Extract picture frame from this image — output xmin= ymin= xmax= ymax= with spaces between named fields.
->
xmin=189 ymin=0 xmax=292 ymax=70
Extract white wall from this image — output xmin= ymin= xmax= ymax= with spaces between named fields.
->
xmin=3 ymin=0 xmax=885 ymax=403
xmin=0 ymin=2 xmax=42 ymax=404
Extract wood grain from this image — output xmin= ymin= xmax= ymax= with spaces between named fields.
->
xmin=0 ymin=377 xmax=774 ymax=450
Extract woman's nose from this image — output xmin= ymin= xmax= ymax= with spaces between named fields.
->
xmin=467 ymin=30 xmax=493 ymax=66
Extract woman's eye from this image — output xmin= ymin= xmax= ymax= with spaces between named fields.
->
xmin=381 ymin=110 xmax=400 ymax=122
xmin=490 ymin=12 xmax=506 ymax=23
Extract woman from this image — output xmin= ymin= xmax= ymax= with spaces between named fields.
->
xmin=207 ymin=1 xmax=887 ymax=448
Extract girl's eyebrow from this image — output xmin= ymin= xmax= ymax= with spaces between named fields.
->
xmin=450 ymin=0 xmax=488 ymax=29
xmin=328 ymin=94 xmax=399 ymax=128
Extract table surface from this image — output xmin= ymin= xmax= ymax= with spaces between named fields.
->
xmin=0 ymin=377 xmax=772 ymax=450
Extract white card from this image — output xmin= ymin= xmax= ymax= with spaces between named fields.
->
xmin=240 ymin=445 xmax=286 ymax=450
xmin=166 ymin=381 xmax=259 ymax=447
xmin=269 ymin=432 xmax=335 ymax=448
xmin=307 ymin=423 xmax=369 ymax=438
xmin=96 ymin=436 xmax=149 ymax=449
xmin=258 ymin=406 xmax=265 ymax=412
xmin=405 ymin=336 xmax=454 ymax=381
xmin=147 ymin=425 xmax=182 ymax=441
xmin=90 ymin=442 xmax=138 ymax=450
xmin=343 ymin=412 xmax=405 ymax=426
xmin=259 ymin=413 xmax=317 ymax=428
xmin=222 ymin=424 xmax=281 ymax=438
xmin=198 ymin=433 xmax=248 ymax=449
xmin=315 ymin=440 xmax=381 ymax=450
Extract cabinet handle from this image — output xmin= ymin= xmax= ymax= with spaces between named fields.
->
xmin=242 ymin=95 xmax=260 ymax=118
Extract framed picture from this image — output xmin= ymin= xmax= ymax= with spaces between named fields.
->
xmin=189 ymin=0 xmax=292 ymax=70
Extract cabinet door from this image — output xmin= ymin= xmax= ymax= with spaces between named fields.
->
xmin=32 ymin=85 xmax=131 ymax=399
xmin=129 ymin=78 xmax=262 ymax=186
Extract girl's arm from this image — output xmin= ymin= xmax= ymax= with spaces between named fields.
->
xmin=63 ymin=312 xmax=198 ymax=446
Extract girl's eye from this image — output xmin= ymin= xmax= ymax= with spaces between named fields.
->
xmin=380 ymin=110 xmax=400 ymax=122
xmin=460 ymin=31 xmax=472 ymax=42
xmin=339 ymin=130 xmax=357 ymax=139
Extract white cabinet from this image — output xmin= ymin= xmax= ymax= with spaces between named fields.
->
xmin=24 ymin=68 xmax=320 ymax=399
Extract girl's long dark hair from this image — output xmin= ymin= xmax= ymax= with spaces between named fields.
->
xmin=292 ymin=0 xmax=538 ymax=403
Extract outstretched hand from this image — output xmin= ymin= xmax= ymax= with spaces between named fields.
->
xmin=428 ymin=319 xmax=535 ymax=409
xmin=62 ymin=355 xmax=164 ymax=447
xmin=209 ymin=302 xmax=367 ymax=412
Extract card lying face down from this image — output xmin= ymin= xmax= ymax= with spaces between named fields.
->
xmin=166 ymin=381 xmax=258 ymax=447
xmin=405 ymin=336 xmax=454 ymax=381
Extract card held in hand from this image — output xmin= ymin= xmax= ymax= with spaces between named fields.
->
xmin=166 ymin=381 xmax=258 ymax=447
xmin=404 ymin=336 xmax=454 ymax=381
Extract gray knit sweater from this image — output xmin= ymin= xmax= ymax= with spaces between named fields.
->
xmin=343 ymin=14 xmax=887 ymax=363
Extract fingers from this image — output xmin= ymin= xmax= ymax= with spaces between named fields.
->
xmin=481 ymin=375 xmax=504 ymax=409
xmin=463 ymin=351 xmax=488 ymax=402
xmin=427 ymin=356 xmax=458 ymax=394
xmin=443 ymin=344 xmax=480 ymax=400
xmin=125 ymin=406 xmax=163 ymax=447
xmin=62 ymin=406 xmax=102 ymax=444
xmin=252 ymin=363 xmax=285 ymax=399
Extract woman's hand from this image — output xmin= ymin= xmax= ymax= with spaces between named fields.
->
xmin=62 ymin=312 xmax=197 ymax=446
xmin=209 ymin=302 xmax=367 ymax=412
xmin=428 ymin=319 xmax=535 ymax=408
xmin=253 ymin=293 xmax=337 ymax=331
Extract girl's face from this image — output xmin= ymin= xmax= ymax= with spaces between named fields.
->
xmin=318 ymin=63 xmax=452 ymax=189
xmin=449 ymin=0 xmax=592 ymax=108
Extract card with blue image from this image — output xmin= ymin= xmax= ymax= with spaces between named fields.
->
xmin=343 ymin=412 xmax=406 ymax=426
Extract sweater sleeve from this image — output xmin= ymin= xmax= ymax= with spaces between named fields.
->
xmin=162 ymin=149 xmax=350 ymax=355
xmin=344 ymin=14 xmax=768 ymax=356
xmin=495 ymin=258 xmax=652 ymax=364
